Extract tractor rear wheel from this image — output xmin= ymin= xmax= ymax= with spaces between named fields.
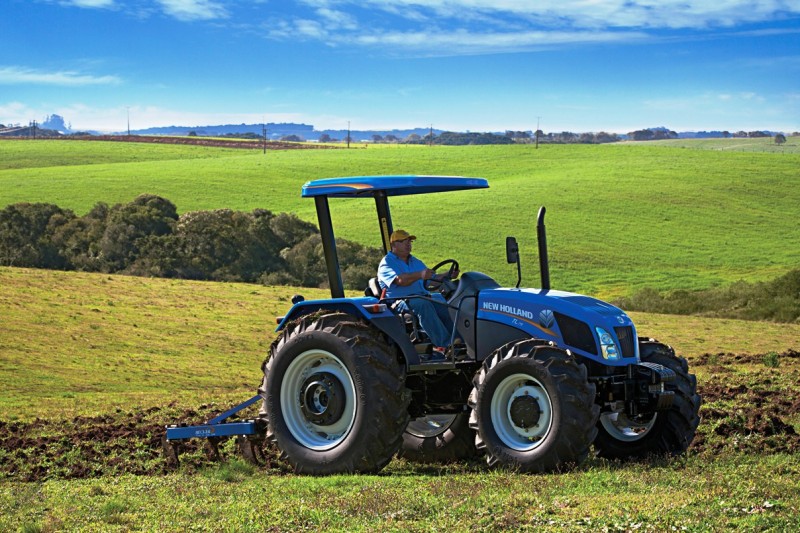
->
xmin=593 ymin=339 xmax=702 ymax=460
xmin=399 ymin=413 xmax=478 ymax=463
xmin=262 ymin=312 xmax=410 ymax=474
xmin=468 ymin=340 xmax=598 ymax=473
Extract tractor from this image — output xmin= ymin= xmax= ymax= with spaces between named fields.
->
xmin=249 ymin=175 xmax=701 ymax=474
xmin=165 ymin=174 xmax=701 ymax=474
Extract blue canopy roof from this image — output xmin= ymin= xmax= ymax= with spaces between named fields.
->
xmin=301 ymin=175 xmax=489 ymax=198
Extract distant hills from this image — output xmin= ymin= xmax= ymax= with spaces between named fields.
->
xmin=126 ymin=122 xmax=443 ymax=142
xmin=0 ymin=114 xmax=790 ymax=141
xmin=118 ymin=123 xmax=786 ymax=142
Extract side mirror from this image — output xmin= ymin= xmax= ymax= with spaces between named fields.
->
xmin=506 ymin=237 xmax=519 ymax=264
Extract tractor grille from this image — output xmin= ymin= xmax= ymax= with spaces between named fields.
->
xmin=614 ymin=326 xmax=636 ymax=358
xmin=554 ymin=312 xmax=597 ymax=355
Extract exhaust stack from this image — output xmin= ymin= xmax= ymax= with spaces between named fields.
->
xmin=537 ymin=206 xmax=551 ymax=290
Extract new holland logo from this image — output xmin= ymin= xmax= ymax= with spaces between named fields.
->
xmin=539 ymin=309 xmax=555 ymax=329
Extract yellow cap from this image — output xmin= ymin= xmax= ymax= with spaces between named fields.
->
xmin=390 ymin=229 xmax=416 ymax=243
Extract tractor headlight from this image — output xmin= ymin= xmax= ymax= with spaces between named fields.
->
xmin=595 ymin=327 xmax=620 ymax=360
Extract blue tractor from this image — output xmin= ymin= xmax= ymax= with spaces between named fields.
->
xmin=251 ymin=175 xmax=701 ymax=474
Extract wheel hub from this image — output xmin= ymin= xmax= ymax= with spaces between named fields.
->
xmin=299 ymin=372 xmax=346 ymax=426
xmin=509 ymin=394 xmax=541 ymax=429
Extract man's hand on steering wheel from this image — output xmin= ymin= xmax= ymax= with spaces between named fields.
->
xmin=423 ymin=258 xmax=460 ymax=294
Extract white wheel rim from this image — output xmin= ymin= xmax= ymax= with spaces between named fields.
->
xmin=490 ymin=373 xmax=553 ymax=451
xmin=600 ymin=412 xmax=658 ymax=442
xmin=280 ymin=349 xmax=356 ymax=450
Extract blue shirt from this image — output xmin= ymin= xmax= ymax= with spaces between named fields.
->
xmin=378 ymin=252 xmax=428 ymax=298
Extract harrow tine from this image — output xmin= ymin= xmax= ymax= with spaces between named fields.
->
xmin=205 ymin=437 xmax=223 ymax=461
xmin=161 ymin=434 xmax=181 ymax=467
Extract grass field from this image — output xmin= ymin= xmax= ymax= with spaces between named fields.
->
xmin=2 ymin=138 xmax=799 ymax=298
xmin=1 ymin=267 xmax=799 ymax=530
xmin=629 ymin=136 xmax=800 ymax=153
xmin=1 ymin=138 xmax=799 ymax=530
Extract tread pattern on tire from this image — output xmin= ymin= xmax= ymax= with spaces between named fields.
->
xmin=262 ymin=312 xmax=410 ymax=474
xmin=468 ymin=339 xmax=599 ymax=473
xmin=593 ymin=338 xmax=702 ymax=460
xmin=399 ymin=413 xmax=478 ymax=464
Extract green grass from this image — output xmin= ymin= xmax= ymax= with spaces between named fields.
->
xmin=629 ymin=136 xmax=800 ymax=153
xmin=1 ymin=267 xmax=800 ymax=530
xmin=2 ymin=455 xmax=799 ymax=530
xmin=2 ymin=139 xmax=800 ymax=530
xmin=0 ymin=267 xmax=331 ymax=419
xmin=2 ymin=139 xmax=799 ymax=299
xmin=0 ymin=138 xmax=249 ymax=170
xmin=2 ymin=266 xmax=798 ymax=422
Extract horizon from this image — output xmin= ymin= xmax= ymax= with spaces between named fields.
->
xmin=6 ymin=116 xmax=787 ymax=137
xmin=2 ymin=1 xmax=799 ymax=133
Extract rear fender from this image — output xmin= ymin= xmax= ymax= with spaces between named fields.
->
xmin=277 ymin=297 xmax=421 ymax=365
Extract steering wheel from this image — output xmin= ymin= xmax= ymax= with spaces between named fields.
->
xmin=423 ymin=259 xmax=460 ymax=296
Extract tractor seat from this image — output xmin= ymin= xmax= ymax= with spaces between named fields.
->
xmin=364 ymin=277 xmax=383 ymax=299
xmin=364 ymin=277 xmax=426 ymax=343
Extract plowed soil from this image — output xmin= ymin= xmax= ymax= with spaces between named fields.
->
xmin=2 ymin=351 xmax=798 ymax=481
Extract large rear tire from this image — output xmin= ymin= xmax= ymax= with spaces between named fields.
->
xmin=468 ymin=340 xmax=599 ymax=473
xmin=262 ymin=312 xmax=410 ymax=474
xmin=399 ymin=413 xmax=478 ymax=463
xmin=593 ymin=339 xmax=702 ymax=460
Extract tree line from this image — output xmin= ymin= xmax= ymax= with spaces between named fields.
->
xmin=0 ymin=195 xmax=383 ymax=290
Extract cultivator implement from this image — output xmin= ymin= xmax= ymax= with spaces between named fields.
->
xmin=162 ymin=394 xmax=267 ymax=464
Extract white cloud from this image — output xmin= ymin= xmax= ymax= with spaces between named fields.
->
xmin=294 ymin=19 xmax=328 ymax=39
xmin=354 ymin=28 xmax=647 ymax=54
xmin=281 ymin=0 xmax=800 ymax=56
xmin=155 ymin=0 xmax=228 ymax=21
xmin=0 ymin=102 xmax=34 ymax=126
xmin=0 ymin=66 xmax=121 ymax=86
xmin=348 ymin=1 xmax=800 ymax=30
xmin=316 ymin=7 xmax=358 ymax=30
xmin=64 ymin=0 xmax=115 ymax=8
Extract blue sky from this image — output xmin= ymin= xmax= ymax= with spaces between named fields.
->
xmin=2 ymin=0 xmax=799 ymax=133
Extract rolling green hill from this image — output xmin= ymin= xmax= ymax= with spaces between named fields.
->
xmin=2 ymin=137 xmax=799 ymax=530
xmin=2 ymin=266 xmax=800 ymax=531
xmin=2 ymin=266 xmax=798 ymax=422
xmin=2 ymin=139 xmax=798 ymax=298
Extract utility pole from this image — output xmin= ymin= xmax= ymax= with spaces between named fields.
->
xmin=429 ymin=124 xmax=433 ymax=147
xmin=126 ymin=107 xmax=131 ymax=136
xmin=347 ymin=121 xmax=351 ymax=149
xmin=535 ymin=116 xmax=541 ymax=149
xmin=262 ymin=122 xmax=267 ymax=154
xmin=31 ymin=120 xmax=37 ymax=139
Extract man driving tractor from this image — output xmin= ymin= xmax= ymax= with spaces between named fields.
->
xmin=377 ymin=229 xmax=459 ymax=359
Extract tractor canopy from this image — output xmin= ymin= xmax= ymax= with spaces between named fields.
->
xmin=304 ymin=175 xmax=488 ymax=298
xmin=302 ymin=175 xmax=489 ymax=198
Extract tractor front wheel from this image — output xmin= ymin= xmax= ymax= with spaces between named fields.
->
xmin=468 ymin=340 xmax=598 ymax=473
xmin=593 ymin=339 xmax=702 ymax=460
xmin=262 ymin=312 xmax=410 ymax=474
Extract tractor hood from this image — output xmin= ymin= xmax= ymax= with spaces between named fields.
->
xmin=475 ymin=287 xmax=639 ymax=365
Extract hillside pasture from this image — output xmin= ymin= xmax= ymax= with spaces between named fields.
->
xmin=1 ymin=138 xmax=799 ymax=530
xmin=2 ymin=139 xmax=798 ymax=298
xmin=1 ymin=267 xmax=799 ymax=530
xmin=627 ymin=136 xmax=800 ymax=153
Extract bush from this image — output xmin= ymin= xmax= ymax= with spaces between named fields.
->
xmin=0 ymin=196 xmax=384 ymax=290
xmin=616 ymin=269 xmax=800 ymax=323
xmin=100 ymin=194 xmax=178 ymax=271
xmin=0 ymin=202 xmax=74 ymax=268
